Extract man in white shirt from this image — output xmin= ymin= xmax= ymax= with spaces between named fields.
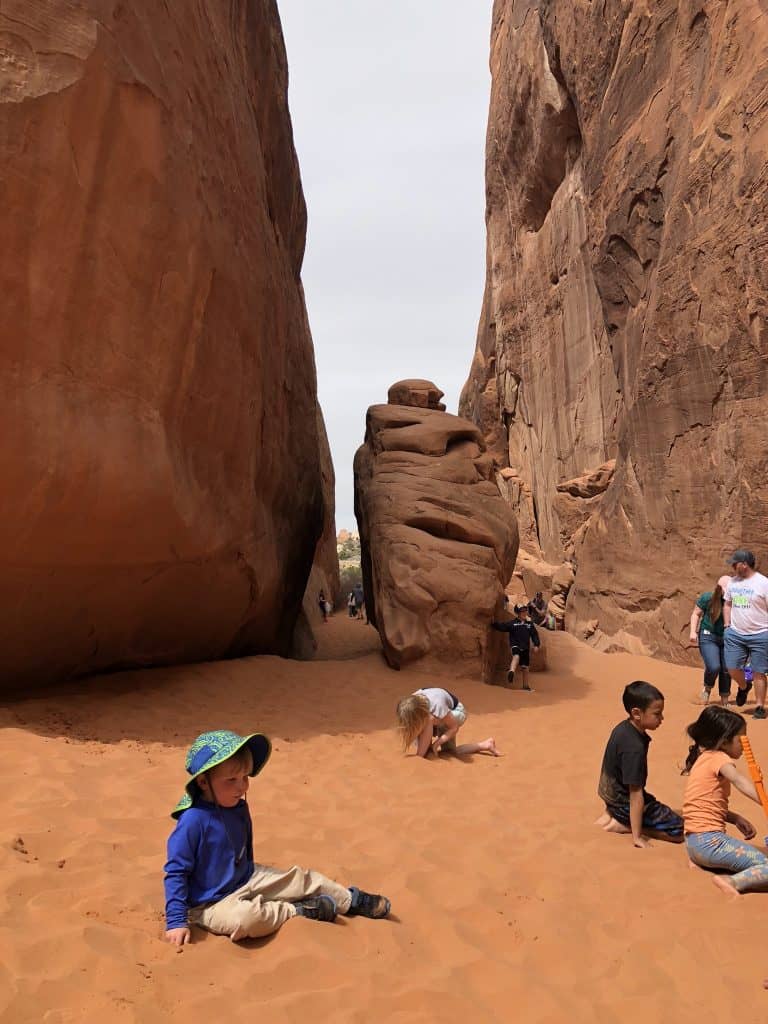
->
xmin=724 ymin=549 xmax=768 ymax=720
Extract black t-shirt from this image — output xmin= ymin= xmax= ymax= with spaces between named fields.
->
xmin=597 ymin=719 xmax=650 ymax=806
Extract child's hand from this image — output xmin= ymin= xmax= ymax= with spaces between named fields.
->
xmin=734 ymin=815 xmax=757 ymax=840
xmin=166 ymin=927 xmax=191 ymax=946
xmin=633 ymin=836 xmax=651 ymax=849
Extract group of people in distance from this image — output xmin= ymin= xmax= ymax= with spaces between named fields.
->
xmin=596 ymin=681 xmax=768 ymax=895
xmin=346 ymin=585 xmax=366 ymax=620
xmin=316 ymin=584 xmax=366 ymax=623
xmin=688 ymin=549 xmax=768 ymax=716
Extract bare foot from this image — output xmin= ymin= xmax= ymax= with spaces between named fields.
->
xmin=479 ymin=737 xmax=501 ymax=756
xmin=602 ymin=818 xmax=631 ymax=834
xmin=711 ymin=874 xmax=740 ymax=899
xmin=594 ymin=812 xmax=612 ymax=828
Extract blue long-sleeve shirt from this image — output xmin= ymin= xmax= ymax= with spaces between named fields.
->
xmin=491 ymin=618 xmax=540 ymax=651
xmin=163 ymin=800 xmax=253 ymax=930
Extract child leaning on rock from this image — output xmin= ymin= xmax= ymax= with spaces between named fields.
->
xmin=163 ymin=730 xmax=390 ymax=945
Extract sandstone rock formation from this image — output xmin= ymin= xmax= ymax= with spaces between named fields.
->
xmin=354 ymin=380 xmax=517 ymax=678
xmin=462 ymin=0 xmax=768 ymax=661
xmin=296 ymin=409 xmax=341 ymax=658
xmin=1 ymin=1 xmax=326 ymax=686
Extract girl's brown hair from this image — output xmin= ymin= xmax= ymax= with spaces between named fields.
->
xmin=682 ymin=705 xmax=746 ymax=774
xmin=707 ymin=584 xmax=724 ymax=625
xmin=395 ymin=694 xmax=431 ymax=751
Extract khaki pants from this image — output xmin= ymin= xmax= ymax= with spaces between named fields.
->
xmin=189 ymin=863 xmax=352 ymax=941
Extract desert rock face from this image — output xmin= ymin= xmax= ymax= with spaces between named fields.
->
xmin=1 ymin=1 xmax=326 ymax=685
xmin=354 ymin=381 xmax=518 ymax=678
xmin=296 ymin=409 xmax=341 ymax=658
xmin=461 ymin=1 xmax=768 ymax=660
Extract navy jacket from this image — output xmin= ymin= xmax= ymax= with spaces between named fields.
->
xmin=491 ymin=618 xmax=540 ymax=651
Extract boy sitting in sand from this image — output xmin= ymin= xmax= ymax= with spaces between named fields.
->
xmin=164 ymin=730 xmax=390 ymax=945
xmin=595 ymin=681 xmax=684 ymax=848
xmin=396 ymin=688 xmax=500 ymax=758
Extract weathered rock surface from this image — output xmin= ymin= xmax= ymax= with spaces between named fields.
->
xmin=297 ymin=409 xmax=341 ymax=657
xmin=462 ymin=0 xmax=768 ymax=661
xmin=1 ymin=1 xmax=325 ymax=686
xmin=354 ymin=381 xmax=517 ymax=678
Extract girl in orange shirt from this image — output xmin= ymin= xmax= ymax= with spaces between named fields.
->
xmin=683 ymin=706 xmax=768 ymax=896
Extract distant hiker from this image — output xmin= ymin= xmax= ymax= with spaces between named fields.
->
xmin=164 ymin=731 xmax=390 ymax=946
xmin=724 ymin=550 xmax=768 ymax=719
xmin=395 ymin=688 xmax=500 ymax=758
xmin=318 ymin=590 xmax=329 ymax=623
xmin=353 ymin=583 xmax=365 ymax=620
xmin=347 ymin=592 xmax=356 ymax=618
xmin=491 ymin=604 xmax=541 ymax=691
xmin=689 ymin=575 xmax=732 ymax=705
xmin=595 ymin=682 xmax=683 ymax=847
xmin=529 ymin=592 xmax=547 ymax=626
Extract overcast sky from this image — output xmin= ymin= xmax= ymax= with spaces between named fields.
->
xmin=278 ymin=3 xmax=492 ymax=531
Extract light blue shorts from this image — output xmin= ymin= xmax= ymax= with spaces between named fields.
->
xmin=450 ymin=702 xmax=467 ymax=727
xmin=724 ymin=628 xmax=768 ymax=674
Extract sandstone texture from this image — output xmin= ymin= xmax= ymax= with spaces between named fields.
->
xmin=296 ymin=409 xmax=341 ymax=658
xmin=1 ymin=1 xmax=327 ymax=686
xmin=354 ymin=381 xmax=518 ymax=678
xmin=461 ymin=0 xmax=768 ymax=660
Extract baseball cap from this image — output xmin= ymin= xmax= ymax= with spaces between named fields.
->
xmin=728 ymin=549 xmax=755 ymax=567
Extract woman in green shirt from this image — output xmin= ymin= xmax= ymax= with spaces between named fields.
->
xmin=689 ymin=576 xmax=732 ymax=705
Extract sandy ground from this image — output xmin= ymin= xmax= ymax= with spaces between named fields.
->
xmin=2 ymin=614 xmax=768 ymax=1023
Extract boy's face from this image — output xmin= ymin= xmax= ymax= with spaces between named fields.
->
xmin=198 ymin=750 xmax=253 ymax=807
xmin=630 ymin=699 xmax=664 ymax=732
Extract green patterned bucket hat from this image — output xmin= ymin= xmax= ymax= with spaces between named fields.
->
xmin=171 ymin=729 xmax=271 ymax=818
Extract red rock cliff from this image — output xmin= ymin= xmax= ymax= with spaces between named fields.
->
xmin=462 ymin=0 xmax=768 ymax=660
xmin=0 ymin=1 xmax=327 ymax=685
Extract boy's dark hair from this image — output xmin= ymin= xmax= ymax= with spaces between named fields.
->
xmin=683 ymin=705 xmax=746 ymax=774
xmin=622 ymin=681 xmax=664 ymax=713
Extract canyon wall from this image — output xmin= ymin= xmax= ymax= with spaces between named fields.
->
xmin=462 ymin=0 xmax=768 ymax=660
xmin=0 ymin=0 xmax=328 ymax=686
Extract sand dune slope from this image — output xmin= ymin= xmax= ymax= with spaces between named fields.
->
xmin=1 ymin=616 xmax=767 ymax=1023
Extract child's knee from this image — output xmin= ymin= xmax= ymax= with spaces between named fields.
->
xmin=230 ymin=896 xmax=293 ymax=940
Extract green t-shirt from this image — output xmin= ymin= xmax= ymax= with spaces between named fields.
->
xmin=697 ymin=591 xmax=725 ymax=637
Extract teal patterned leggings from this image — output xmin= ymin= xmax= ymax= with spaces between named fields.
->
xmin=686 ymin=831 xmax=768 ymax=893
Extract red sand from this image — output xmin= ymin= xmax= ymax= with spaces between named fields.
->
xmin=1 ymin=615 xmax=767 ymax=1023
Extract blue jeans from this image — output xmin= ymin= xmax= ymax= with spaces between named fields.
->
xmin=686 ymin=831 xmax=768 ymax=893
xmin=698 ymin=632 xmax=731 ymax=696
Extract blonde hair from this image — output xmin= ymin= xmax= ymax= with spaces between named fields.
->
xmin=396 ymin=694 xmax=431 ymax=751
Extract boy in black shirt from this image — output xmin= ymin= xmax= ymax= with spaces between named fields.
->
xmin=596 ymin=681 xmax=684 ymax=848
xmin=491 ymin=604 xmax=541 ymax=690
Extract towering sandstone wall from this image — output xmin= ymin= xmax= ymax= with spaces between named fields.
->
xmin=462 ymin=0 xmax=768 ymax=660
xmin=0 ymin=1 xmax=328 ymax=685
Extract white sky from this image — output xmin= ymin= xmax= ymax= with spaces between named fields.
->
xmin=278 ymin=3 xmax=492 ymax=530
